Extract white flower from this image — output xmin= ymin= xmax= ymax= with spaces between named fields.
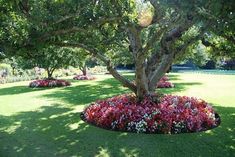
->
xmin=184 ymin=102 xmax=191 ymax=108
xmin=135 ymin=119 xmax=147 ymax=133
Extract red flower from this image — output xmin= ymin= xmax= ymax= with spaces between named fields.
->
xmin=29 ymin=79 xmax=71 ymax=87
xmin=82 ymin=94 xmax=219 ymax=134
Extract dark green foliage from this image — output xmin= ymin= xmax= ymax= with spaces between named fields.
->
xmin=19 ymin=46 xmax=86 ymax=78
xmin=0 ymin=0 xmax=234 ymax=99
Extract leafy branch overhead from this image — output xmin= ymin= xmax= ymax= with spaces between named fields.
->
xmin=0 ymin=0 xmax=234 ymax=100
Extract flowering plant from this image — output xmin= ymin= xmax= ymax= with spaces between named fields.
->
xmin=125 ymin=76 xmax=174 ymax=88
xmin=157 ymin=76 xmax=174 ymax=88
xmin=73 ymin=75 xmax=96 ymax=80
xmin=29 ymin=79 xmax=71 ymax=87
xmin=161 ymin=76 xmax=169 ymax=81
xmin=81 ymin=94 xmax=220 ymax=134
xmin=157 ymin=80 xmax=174 ymax=88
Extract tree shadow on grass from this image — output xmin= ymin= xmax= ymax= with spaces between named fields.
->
xmin=158 ymin=82 xmax=203 ymax=94
xmin=167 ymin=73 xmax=182 ymax=81
xmin=0 ymin=104 xmax=234 ymax=157
xmin=41 ymin=78 xmax=131 ymax=106
xmin=0 ymin=86 xmax=51 ymax=96
xmin=41 ymin=76 xmax=203 ymax=106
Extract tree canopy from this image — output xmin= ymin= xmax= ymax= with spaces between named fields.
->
xmin=0 ymin=0 xmax=234 ymax=100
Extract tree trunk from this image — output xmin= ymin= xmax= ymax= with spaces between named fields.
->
xmin=46 ymin=68 xmax=55 ymax=80
xmin=12 ymin=67 xmax=16 ymax=76
xmin=81 ymin=65 xmax=87 ymax=76
xmin=107 ymin=65 xmax=137 ymax=93
xmin=127 ymin=25 xmax=149 ymax=101
xmin=148 ymin=53 xmax=174 ymax=92
xmin=135 ymin=61 xmax=149 ymax=101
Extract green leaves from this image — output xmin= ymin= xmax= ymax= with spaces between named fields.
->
xmin=0 ymin=0 xmax=234 ymax=72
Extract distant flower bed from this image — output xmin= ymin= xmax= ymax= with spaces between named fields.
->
xmin=73 ymin=75 xmax=96 ymax=80
xmin=160 ymin=76 xmax=169 ymax=81
xmin=29 ymin=79 xmax=71 ymax=88
xmin=126 ymin=76 xmax=174 ymax=88
xmin=157 ymin=76 xmax=174 ymax=88
xmin=81 ymin=94 xmax=220 ymax=134
xmin=157 ymin=80 xmax=174 ymax=88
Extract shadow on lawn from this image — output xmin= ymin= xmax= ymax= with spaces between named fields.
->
xmin=0 ymin=75 xmax=235 ymax=157
xmin=167 ymin=73 xmax=182 ymax=81
xmin=0 ymin=104 xmax=234 ymax=157
xmin=0 ymin=75 xmax=234 ymax=156
xmin=158 ymin=82 xmax=203 ymax=94
xmin=41 ymin=78 xmax=131 ymax=106
xmin=0 ymin=85 xmax=50 ymax=96
xmin=41 ymin=75 xmax=202 ymax=106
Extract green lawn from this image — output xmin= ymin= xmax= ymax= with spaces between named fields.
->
xmin=0 ymin=73 xmax=234 ymax=157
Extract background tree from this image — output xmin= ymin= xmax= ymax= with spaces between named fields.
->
xmin=18 ymin=46 xmax=86 ymax=79
xmin=175 ymin=41 xmax=210 ymax=67
xmin=2 ymin=57 xmax=20 ymax=75
xmin=1 ymin=0 xmax=234 ymax=101
xmin=75 ymin=49 xmax=95 ymax=76
xmin=202 ymin=33 xmax=235 ymax=60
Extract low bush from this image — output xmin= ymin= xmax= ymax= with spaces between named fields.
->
xmin=73 ymin=74 xmax=96 ymax=80
xmin=0 ymin=63 xmax=12 ymax=77
xmin=0 ymin=75 xmax=39 ymax=84
xmin=89 ymin=66 xmax=108 ymax=74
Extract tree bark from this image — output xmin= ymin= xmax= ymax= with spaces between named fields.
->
xmin=107 ymin=65 xmax=137 ymax=93
xmin=80 ymin=64 xmax=87 ymax=76
xmin=148 ymin=53 xmax=174 ymax=92
xmin=12 ymin=67 xmax=16 ymax=76
xmin=135 ymin=61 xmax=149 ymax=101
xmin=46 ymin=68 xmax=55 ymax=79
xmin=127 ymin=25 xmax=150 ymax=101
xmin=51 ymin=42 xmax=137 ymax=93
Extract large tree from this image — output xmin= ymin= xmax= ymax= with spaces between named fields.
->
xmin=1 ymin=0 xmax=234 ymax=101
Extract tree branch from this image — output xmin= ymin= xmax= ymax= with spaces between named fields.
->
xmin=51 ymin=42 xmax=137 ymax=93
xmin=149 ymin=0 xmax=164 ymax=25
xmin=142 ymin=26 xmax=167 ymax=55
xmin=148 ymin=53 xmax=174 ymax=91
xmin=175 ymin=27 xmax=207 ymax=58
xmin=127 ymin=25 xmax=142 ymax=60
xmin=49 ymin=12 xmax=82 ymax=26
xmin=96 ymin=17 xmax=122 ymax=26
xmin=38 ymin=27 xmax=86 ymax=42
xmin=37 ymin=16 xmax=122 ymax=42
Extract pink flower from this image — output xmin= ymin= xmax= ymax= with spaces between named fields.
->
xmin=29 ymin=79 xmax=71 ymax=87
xmin=82 ymin=94 xmax=220 ymax=134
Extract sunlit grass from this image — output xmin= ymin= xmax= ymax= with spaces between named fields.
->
xmin=0 ymin=73 xmax=234 ymax=157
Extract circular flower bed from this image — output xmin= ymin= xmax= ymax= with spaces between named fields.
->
xmin=81 ymin=94 xmax=220 ymax=134
xmin=160 ymin=76 xmax=169 ymax=81
xmin=73 ymin=75 xmax=96 ymax=80
xmin=126 ymin=76 xmax=174 ymax=88
xmin=157 ymin=80 xmax=174 ymax=88
xmin=157 ymin=76 xmax=174 ymax=88
xmin=29 ymin=79 xmax=71 ymax=88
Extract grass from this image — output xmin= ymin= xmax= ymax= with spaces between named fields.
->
xmin=0 ymin=73 xmax=234 ymax=157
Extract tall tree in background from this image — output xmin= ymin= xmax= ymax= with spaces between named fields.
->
xmin=0 ymin=0 xmax=234 ymax=101
xmin=18 ymin=46 xmax=86 ymax=79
